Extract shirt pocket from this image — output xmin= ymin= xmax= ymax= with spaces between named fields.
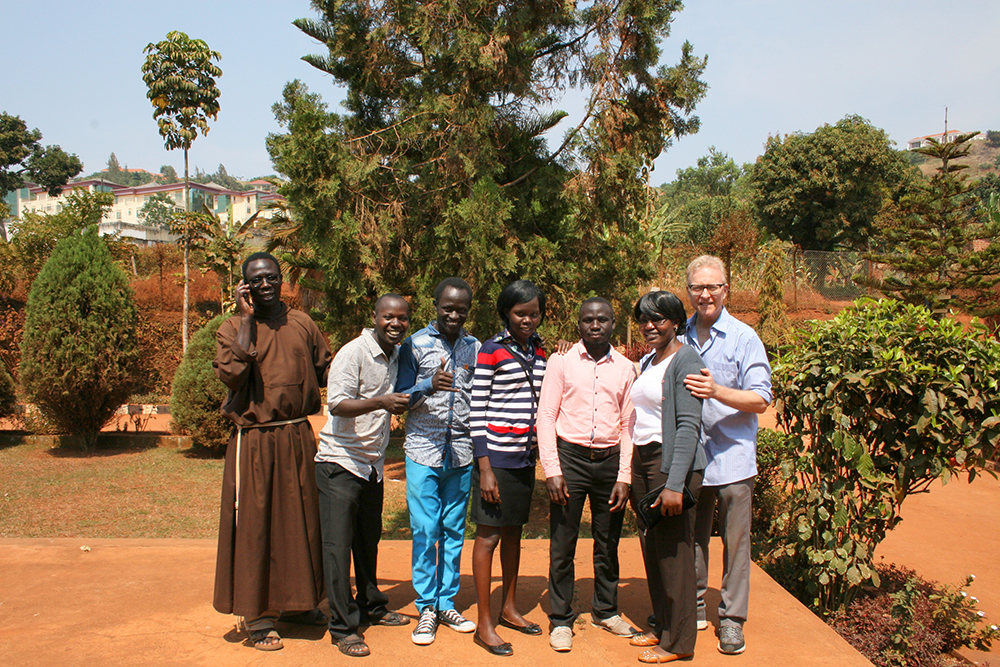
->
xmin=709 ymin=360 xmax=739 ymax=388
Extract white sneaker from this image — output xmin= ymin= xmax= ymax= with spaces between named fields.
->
xmin=550 ymin=625 xmax=573 ymax=652
xmin=591 ymin=614 xmax=637 ymax=637
xmin=697 ymin=619 xmax=709 ymax=631
xmin=437 ymin=608 xmax=475 ymax=633
xmin=411 ymin=606 xmax=438 ymax=645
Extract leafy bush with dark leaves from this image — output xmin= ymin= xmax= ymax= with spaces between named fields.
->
xmin=766 ymin=299 xmax=1000 ymax=614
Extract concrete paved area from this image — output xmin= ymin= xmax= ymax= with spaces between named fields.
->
xmin=0 ymin=537 xmax=871 ymax=667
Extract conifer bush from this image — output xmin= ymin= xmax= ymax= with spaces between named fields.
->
xmin=169 ymin=315 xmax=230 ymax=453
xmin=0 ymin=362 xmax=16 ymax=420
xmin=19 ymin=226 xmax=141 ymax=450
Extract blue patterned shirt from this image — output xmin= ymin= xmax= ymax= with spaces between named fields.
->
xmin=396 ymin=322 xmax=481 ymax=468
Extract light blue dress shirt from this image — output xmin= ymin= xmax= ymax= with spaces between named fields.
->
xmin=682 ymin=307 xmax=772 ymax=486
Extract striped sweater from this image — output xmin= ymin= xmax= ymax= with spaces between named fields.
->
xmin=471 ymin=331 xmax=547 ymax=469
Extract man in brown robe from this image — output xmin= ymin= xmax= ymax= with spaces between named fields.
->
xmin=212 ymin=251 xmax=332 ymax=651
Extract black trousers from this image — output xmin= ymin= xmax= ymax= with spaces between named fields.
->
xmin=316 ymin=461 xmax=389 ymax=639
xmin=548 ymin=440 xmax=625 ymax=626
xmin=631 ymin=443 xmax=703 ymax=655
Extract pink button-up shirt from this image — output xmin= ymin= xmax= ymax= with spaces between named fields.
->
xmin=537 ymin=341 xmax=637 ymax=484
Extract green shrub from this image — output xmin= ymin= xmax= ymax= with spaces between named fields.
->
xmin=751 ymin=428 xmax=796 ymax=554
xmin=169 ymin=314 xmax=231 ymax=453
xmin=0 ymin=362 xmax=15 ymax=419
xmin=19 ymin=226 xmax=141 ymax=450
xmin=764 ymin=299 xmax=1000 ymax=615
xmin=755 ymin=240 xmax=791 ymax=352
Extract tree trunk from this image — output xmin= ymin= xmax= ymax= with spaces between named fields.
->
xmin=182 ymin=148 xmax=190 ymax=353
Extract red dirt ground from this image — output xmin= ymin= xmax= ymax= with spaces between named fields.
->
xmin=0 ymin=536 xmax=871 ymax=667
xmin=1 ymin=414 xmax=996 ymax=666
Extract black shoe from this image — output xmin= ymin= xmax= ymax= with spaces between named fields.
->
xmin=498 ymin=615 xmax=542 ymax=636
xmin=647 ymin=614 xmax=656 ymax=628
xmin=474 ymin=633 xmax=514 ymax=656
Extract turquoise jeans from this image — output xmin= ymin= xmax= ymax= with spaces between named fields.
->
xmin=406 ymin=458 xmax=473 ymax=611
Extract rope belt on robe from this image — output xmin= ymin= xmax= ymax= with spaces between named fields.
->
xmin=234 ymin=416 xmax=310 ymax=526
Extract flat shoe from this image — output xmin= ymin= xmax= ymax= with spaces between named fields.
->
xmin=336 ymin=633 xmax=371 ymax=657
xmin=630 ymin=632 xmax=660 ymax=647
xmin=498 ymin=615 xmax=542 ymax=636
xmin=474 ymin=632 xmax=514 ymax=656
xmin=638 ymin=649 xmax=693 ymax=663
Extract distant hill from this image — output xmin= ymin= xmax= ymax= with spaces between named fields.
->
xmin=910 ymin=134 xmax=1000 ymax=181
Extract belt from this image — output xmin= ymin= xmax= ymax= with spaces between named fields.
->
xmin=235 ymin=416 xmax=310 ymax=525
xmin=557 ymin=437 xmax=620 ymax=461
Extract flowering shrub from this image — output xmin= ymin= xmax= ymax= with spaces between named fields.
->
xmin=830 ymin=564 xmax=1000 ymax=667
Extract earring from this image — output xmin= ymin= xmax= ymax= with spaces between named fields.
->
xmin=674 ymin=326 xmax=679 ymax=334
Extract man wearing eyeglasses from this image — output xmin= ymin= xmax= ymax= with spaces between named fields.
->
xmin=213 ymin=252 xmax=333 ymax=651
xmin=681 ymin=255 xmax=772 ymax=656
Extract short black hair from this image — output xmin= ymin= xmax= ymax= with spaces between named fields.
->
xmin=497 ymin=279 xmax=545 ymax=327
xmin=241 ymin=252 xmax=281 ymax=280
xmin=375 ymin=293 xmax=409 ymax=314
xmin=434 ymin=277 xmax=473 ymax=303
xmin=632 ymin=291 xmax=687 ymax=335
xmin=580 ymin=296 xmax=614 ymax=320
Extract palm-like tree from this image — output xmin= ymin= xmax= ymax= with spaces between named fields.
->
xmin=198 ymin=205 xmax=259 ymax=311
xmin=142 ymin=31 xmax=221 ymax=351
xmin=261 ymin=201 xmax=325 ymax=312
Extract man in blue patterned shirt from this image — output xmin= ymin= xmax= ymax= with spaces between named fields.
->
xmin=396 ymin=277 xmax=482 ymax=645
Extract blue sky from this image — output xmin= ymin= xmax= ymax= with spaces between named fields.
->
xmin=2 ymin=0 xmax=997 ymax=185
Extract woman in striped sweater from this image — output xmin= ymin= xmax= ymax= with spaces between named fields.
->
xmin=469 ymin=280 xmax=547 ymax=656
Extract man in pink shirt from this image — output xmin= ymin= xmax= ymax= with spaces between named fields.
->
xmin=537 ymin=297 xmax=638 ymax=652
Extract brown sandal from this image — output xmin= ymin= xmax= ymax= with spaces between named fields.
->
xmin=336 ymin=633 xmax=371 ymax=657
xmin=243 ymin=621 xmax=283 ymax=651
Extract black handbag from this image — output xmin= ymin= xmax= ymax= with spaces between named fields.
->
xmin=636 ymin=483 xmax=696 ymax=530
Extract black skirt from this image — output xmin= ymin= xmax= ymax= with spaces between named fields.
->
xmin=470 ymin=464 xmax=535 ymax=527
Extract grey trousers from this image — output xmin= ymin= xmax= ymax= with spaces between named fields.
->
xmin=694 ymin=476 xmax=754 ymax=628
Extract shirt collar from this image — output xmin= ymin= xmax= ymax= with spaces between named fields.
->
xmin=499 ymin=329 xmax=541 ymax=348
xmin=362 ymin=327 xmax=397 ymax=361
xmin=574 ymin=340 xmax=613 ymax=363
xmin=427 ymin=320 xmax=468 ymax=342
xmin=688 ymin=305 xmax=732 ymax=337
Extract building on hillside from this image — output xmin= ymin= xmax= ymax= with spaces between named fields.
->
xmin=100 ymin=167 xmax=161 ymax=179
xmin=11 ymin=179 xmax=285 ymax=245
xmin=245 ymin=178 xmax=278 ymax=193
xmin=907 ymin=130 xmax=985 ymax=150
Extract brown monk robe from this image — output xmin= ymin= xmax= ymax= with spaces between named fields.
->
xmin=212 ymin=304 xmax=332 ymax=620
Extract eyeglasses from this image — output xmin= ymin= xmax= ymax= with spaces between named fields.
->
xmin=687 ymin=283 xmax=726 ymax=294
xmin=248 ymin=274 xmax=282 ymax=288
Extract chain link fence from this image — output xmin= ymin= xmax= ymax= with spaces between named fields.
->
xmin=651 ymin=247 xmax=878 ymax=314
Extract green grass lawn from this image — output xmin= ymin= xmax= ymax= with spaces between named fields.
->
xmin=0 ymin=439 xmax=635 ymax=540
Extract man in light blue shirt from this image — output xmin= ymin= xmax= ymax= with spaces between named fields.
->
xmin=396 ymin=277 xmax=481 ymax=645
xmin=681 ymin=255 xmax=772 ymax=656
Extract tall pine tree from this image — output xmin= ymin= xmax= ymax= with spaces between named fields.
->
xmin=865 ymin=133 xmax=1000 ymax=318
xmin=267 ymin=0 xmax=707 ymax=339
